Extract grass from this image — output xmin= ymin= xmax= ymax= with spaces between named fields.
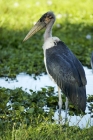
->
xmin=0 ymin=0 xmax=93 ymax=139
xmin=0 ymin=0 xmax=93 ymax=78
xmin=1 ymin=122 xmax=93 ymax=140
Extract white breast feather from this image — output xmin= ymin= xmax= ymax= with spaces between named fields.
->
xmin=42 ymin=37 xmax=60 ymax=51
xmin=42 ymin=37 xmax=60 ymax=82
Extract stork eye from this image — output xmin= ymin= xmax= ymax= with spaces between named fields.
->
xmin=46 ymin=14 xmax=53 ymax=19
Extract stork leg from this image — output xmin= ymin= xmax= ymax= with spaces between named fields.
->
xmin=58 ymin=87 xmax=62 ymax=124
xmin=65 ymin=97 xmax=68 ymax=122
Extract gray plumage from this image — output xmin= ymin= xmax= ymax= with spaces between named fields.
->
xmin=46 ymin=41 xmax=87 ymax=112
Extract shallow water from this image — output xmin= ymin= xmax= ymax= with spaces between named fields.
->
xmin=0 ymin=66 xmax=93 ymax=128
xmin=0 ymin=67 xmax=93 ymax=95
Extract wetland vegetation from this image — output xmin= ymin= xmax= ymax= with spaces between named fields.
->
xmin=0 ymin=0 xmax=93 ymax=139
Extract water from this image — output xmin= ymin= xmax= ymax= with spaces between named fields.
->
xmin=0 ymin=66 xmax=93 ymax=128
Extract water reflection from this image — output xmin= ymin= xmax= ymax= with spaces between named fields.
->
xmin=0 ymin=66 xmax=93 ymax=128
xmin=0 ymin=67 xmax=93 ymax=95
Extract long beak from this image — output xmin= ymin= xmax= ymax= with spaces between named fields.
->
xmin=23 ymin=21 xmax=46 ymax=41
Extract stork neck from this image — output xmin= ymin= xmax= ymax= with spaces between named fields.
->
xmin=44 ymin=19 xmax=55 ymax=42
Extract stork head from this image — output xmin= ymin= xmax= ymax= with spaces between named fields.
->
xmin=23 ymin=11 xmax=55 ymax=41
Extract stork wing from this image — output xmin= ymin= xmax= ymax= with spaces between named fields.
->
xmin=46 ymin=41 xmax=86 ymax=111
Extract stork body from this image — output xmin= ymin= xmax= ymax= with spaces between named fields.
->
xmin=43 ymin=37 xmax=86 ymax=111
xmin=23 ymin=11 xmax=87 ymax=121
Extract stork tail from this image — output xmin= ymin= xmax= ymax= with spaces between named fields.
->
xmin=62 ymin=84 xmax=86 ymax=112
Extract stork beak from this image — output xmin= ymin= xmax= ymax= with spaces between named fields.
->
xmin=23 ymin=21 xmax=46 ymax=41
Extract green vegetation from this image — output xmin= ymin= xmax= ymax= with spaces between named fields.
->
xmin=0 ymin=86 xmax=82 ymax=130
xmin=1 ymin=123 xmax=93 ymax=140
xmin=0 ymin=87 xmax=93 ymax=140
xmin=0 ymin=0 xmax=93 ymax=139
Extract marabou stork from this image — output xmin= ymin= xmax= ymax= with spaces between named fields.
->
xmin=91 ymin=52 xmax=93 ymax=72
xmin=23 ymin=11 xmax=87 ymax=122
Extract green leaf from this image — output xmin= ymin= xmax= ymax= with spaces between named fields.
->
xmin=19 ymin=106 xmax=25 ymax=112
xmin=27 ymin=108 xmax=34 ymax=114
